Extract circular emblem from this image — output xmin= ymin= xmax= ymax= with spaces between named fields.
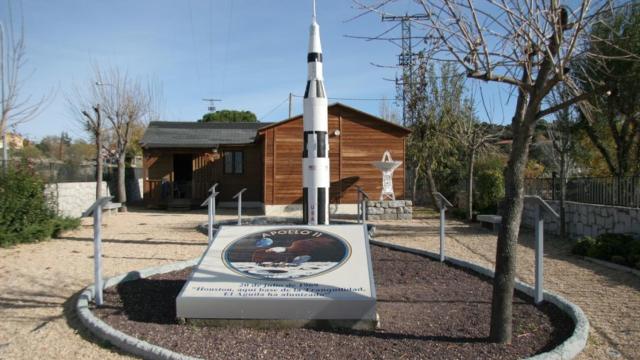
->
xmin=222 ymin=228 xmax=351 ymax=280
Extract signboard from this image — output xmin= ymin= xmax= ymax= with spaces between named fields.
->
xmin=176 ymin=225 xmax=377 ymax=326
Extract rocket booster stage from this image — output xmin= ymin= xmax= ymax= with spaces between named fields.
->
xmin=302 ymin=2 xmax=329 ymax=225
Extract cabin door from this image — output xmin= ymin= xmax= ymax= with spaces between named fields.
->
xmin=173 ymin=154 xmax=193 ymax=199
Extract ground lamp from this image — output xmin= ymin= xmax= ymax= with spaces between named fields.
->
xmin=200 ymin=183 xmax=219 ymax=244
xmin=525 ymin=195 xmax=560 ymax=304
xmin=233 ymin=188 xmax=247 ymax=225
xmin=82 ymin=196 xmax=113 ymax=306
xmin=433 ymin=192 xmax=453 ymax=262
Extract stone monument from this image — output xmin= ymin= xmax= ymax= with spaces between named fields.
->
xmin=176 ymin=225 xmax=377 ymax=329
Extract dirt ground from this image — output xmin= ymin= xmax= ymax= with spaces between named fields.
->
xmin=0 ymin=209 xmax=638 ymax=359
xmin=372 ymin=214 xmax=640 ymax=360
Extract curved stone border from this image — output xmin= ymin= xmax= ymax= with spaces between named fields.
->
xmin=369 ymin=239 xmax=589 ymax=360
xmin=580 ymin=256 xmax=640 ymax=277
xmin=76 ymin=242 xmax=588 ymax=360
xmin=76 ymin=258 xmax=201 ymax=360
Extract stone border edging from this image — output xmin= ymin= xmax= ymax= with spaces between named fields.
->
xmin=580 ymin=256 xmax=640 ymax=277
xmin=76 ymin=242 xmax=588 ymax=360
xmin=76 ymin=258 xmax=201 ymax=360
xmin=369 ymin=239 xmax=589 ymax=360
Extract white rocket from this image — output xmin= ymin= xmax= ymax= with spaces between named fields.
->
xmin=302 ymin=0 xmax=329 ymax=225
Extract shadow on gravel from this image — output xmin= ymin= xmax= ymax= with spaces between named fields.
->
xmin=57 ymin=236 xmax=206 ymax=247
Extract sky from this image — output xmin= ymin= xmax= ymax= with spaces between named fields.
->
xmin=3 ymin=0 xmax=515 ymax=141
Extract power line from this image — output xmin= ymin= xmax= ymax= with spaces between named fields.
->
xmin=290 ymin=94 xmax=393 ymax=101
xmin=259 ymin=97 xmax=290 ymax=121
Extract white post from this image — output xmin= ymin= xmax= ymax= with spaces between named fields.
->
xmin=93 ymin=207 xmax=103 ymax=306
xmin=439 ymin=207 xmax=446 ymax=262
xmin=212 ymin=193 xmax=217 ymax=229
xmin=237 ymin=192 xmax=242 ymax=225
xmin=207 ymin=196 xmax=214 ymax=244
xmin=535 ymin=205 xmax=544 ymax=304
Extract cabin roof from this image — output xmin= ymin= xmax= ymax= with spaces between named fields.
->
xmin=140 ymin=121 xmax=271 ymax=148
xmin=257 ymin=102 xmax=411 ymax=134
xmin=141 ymin=103 xmax=410 ymax=149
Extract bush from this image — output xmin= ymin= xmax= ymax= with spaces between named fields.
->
xmin=572 ymin=236 xmax=595 ymax=256
xmin=572 ymin=233 xmax=640 ymax=269
xmin=475 ymin=168 xmax=505 ymax=214
xmin=0 ymin=166 xmax=79 ymax=247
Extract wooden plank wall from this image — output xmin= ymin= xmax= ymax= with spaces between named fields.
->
xmin=260 ymin=107 xmax=407 ymax=205
xmin=143 ymin=145 xmax=263 ymax=205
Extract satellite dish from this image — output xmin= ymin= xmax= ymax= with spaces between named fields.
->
xmin=371 ymin=150 xmax=402 ymax=201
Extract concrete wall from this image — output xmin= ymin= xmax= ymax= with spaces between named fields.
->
xmin=46 ymin=179 xmax=144 ymax=218
xmin=522 ymin=198 xmax=640 ymax=238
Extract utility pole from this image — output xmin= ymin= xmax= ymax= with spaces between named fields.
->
xmin=381 ymin=14 xmax=429 ymax=126
xmin=1 ymin=22 xmax=7 ymax=173
xmin=288 ymin=92 xmax=293 ymax=119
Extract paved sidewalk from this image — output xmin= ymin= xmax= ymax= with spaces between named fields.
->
xmin=372 ymin=215 xmax=640 ymax=360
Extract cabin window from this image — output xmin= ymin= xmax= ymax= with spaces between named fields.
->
xmin=224 ymin=151 xmax=243 ymax=175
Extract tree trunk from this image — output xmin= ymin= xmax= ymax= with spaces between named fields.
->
xmin=424 ymin=161 xmax=439 ymax=209
xmin=489 ymin=103 xmax=536 ymax=343
xmin=117 ymin=152 xmax=127 ymax=212
xmin=96 ymin=132 xmax=102 ymax=200
xmin=467 ymin=149 xmax=476 ymax=221
xmin=412 ymin=163 xmax=420 ymax=203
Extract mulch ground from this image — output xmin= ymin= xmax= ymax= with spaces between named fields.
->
xmin=93 ymin=245 xmax=574 ymax=359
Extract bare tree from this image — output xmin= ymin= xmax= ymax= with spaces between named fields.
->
xmin=450 ymin=108 xmax=500 ymax=221
xmin=68 ymin=83 xmax=105 ymax=200
xmin=539 ymin=86 xmax=578 ymax=238
xmin=1 ymin=7 xmax=47 ymax=171
xmin=89 ymin=67 xmax=158 ymax=211
xmin=355 ymin=0 xmax=627 ymax=343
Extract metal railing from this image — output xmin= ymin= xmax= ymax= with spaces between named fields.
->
xmin=525 ymin=176 xmax=640 ymax=208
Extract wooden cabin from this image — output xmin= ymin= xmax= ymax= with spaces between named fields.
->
xmin=141 ymin=103 xmax=410 ymax=214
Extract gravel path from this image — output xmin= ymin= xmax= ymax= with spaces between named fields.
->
xmin=0 ymin=210 xmax=216 ymax=360
xmin=371 ymin=215 xmax=640 ymax=360
xmin=1 ymin=209 xmax=637 ymax=359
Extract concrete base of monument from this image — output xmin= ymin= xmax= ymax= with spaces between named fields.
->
xmin=179 ymin=316 xmax=379 ymax=330
xmin=176 ymin=224 xmax=377 ymax=329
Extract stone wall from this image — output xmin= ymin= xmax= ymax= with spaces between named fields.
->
xmin=366 ymin=200 xmax=413 ymax=221
xmin=46 ymin=182 xmax=110 ymax=218
xmin=46 ymin=179 xmax=144 ymax=218
xmin=522 ymin=198 xmax=640 ymax=238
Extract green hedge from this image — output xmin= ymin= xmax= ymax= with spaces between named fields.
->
xmin=572 ymin=233 xmax=640 ymax=270
xmin=0 ymin=166 xmax=80 ymax=247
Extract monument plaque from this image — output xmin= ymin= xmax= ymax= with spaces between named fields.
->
xmin=176 ymin=225 xmax=377 ymax=329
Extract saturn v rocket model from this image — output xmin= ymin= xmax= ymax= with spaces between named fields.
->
xmin=302 ymin=1 xmax=329 ymax=225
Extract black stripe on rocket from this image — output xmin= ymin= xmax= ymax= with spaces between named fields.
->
xmin=307 ymin=52 xmax=323 ymax=63
xmin=303 ymin=80 xmax=326 ymax=99
xmin=302 ymin=131 xmax=327 ymax=158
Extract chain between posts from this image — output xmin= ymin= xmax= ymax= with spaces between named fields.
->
xmin=82 ymin=196 xmax=113 ymax=307
xmin=433 ymin=192 xmax=452 ymax=262
xmin=524 ymin=195 xmax=560 ymax=304
xmin=233 ymin=188 xmax=247 ymax=225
